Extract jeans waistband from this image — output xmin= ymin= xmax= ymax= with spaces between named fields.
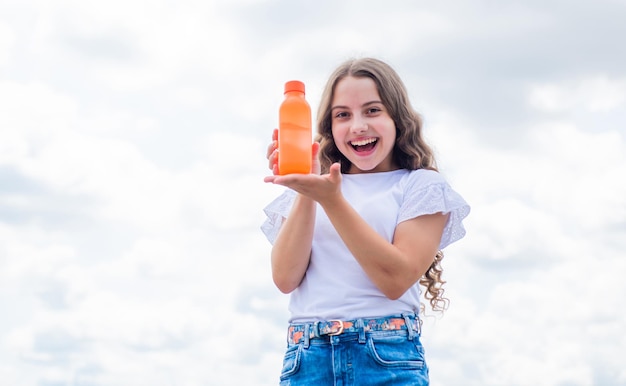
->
xmin=287 ymin=314 xmax=421 ymax=345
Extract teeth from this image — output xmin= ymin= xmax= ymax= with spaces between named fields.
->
xmin=350 ymin=138 xmax=377 ymax=146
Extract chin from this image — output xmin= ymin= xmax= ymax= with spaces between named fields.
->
xmin=350 ymin=164 xmax=378 ymax=173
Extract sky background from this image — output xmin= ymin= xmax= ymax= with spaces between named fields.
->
xmin=1 ymin=0 xmax=625 ymax=385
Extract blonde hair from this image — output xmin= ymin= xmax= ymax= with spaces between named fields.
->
xmin=315 ymin=57 xmax=448 ymax=312
xmin=420 ymin=251 xmax=449 ymax=313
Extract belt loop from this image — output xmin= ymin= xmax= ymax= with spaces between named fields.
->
xmin=303 ymin=324 xmax=311 ymax=349
xmin=312 ymin=321 xmax=321 ymax=339
xmin=402 ymin=313 xmax=415 ymax=341
xmin=356 ymin=318 xmax=366 ymax=344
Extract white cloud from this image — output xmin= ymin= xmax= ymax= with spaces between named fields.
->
xmin=422 ymin=86 xmax=626 ymax=384
xmin=0 ymin=21 xmax=15 ymax=67
xmin=1 ymin=1 xmax=626 ymax=385
xmin=529 ymin=75 xmax=626 ymax=113
xmin=0 ymin=81 xmax=78 ymax=136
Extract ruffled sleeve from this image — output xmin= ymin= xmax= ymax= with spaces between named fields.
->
xmin=261 ymin=189 xmax=297 ymax=244
xmin=398 ymin=170 xmax=470 ymax=250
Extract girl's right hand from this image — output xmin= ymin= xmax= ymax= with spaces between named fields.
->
xmin=266 ymin=128 xmax=321 ymax=176
xmin=310 ymin=141 xmax=321 ymax=175
xmin=266 ymin=128 xmax=279 ymax=175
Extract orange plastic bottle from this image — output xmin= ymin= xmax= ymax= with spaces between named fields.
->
xmin=278 ymin=80 xmax=312 ymax=175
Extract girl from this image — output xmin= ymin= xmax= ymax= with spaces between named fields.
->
xmin=262 ymin=57 xmax=470 ymax=385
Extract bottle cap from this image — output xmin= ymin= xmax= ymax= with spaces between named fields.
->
xmin=284 ymin=80 xmax=305 ymax=94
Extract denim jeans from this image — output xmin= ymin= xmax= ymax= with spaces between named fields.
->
xmin=279 ymin=328 xmax=429 ymax=385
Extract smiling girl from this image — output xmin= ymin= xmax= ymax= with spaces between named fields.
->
xmin=262 ymin=57 xmax=470 ymax=385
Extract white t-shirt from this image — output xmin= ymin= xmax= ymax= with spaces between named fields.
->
xmin=261 ymin=168 xmax=470 ymax=323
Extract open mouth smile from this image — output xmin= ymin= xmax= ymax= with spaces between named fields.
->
xmin=350 ymin=137 xmax=378 ymax=153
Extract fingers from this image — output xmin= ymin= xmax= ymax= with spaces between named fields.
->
xmin=267 ymin=128 xmax=279 ymax=171
xmin=329 ymin=162 xmax=341 ymax=178
xmin=266 ymin=129 xmax=278 ymax=159
xmin=311 ymin=141 xmax=320 ymax=156
xmin=266 ymin=141 xmax=276 ymax=159
xmin=310 ymin=142 xmax=321 ymax=175
xmin=267 ymin=144 xmax=278 ymax=169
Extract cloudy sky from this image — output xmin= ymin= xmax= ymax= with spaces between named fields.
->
xmin=1 ymin=0 xmax=625 ymax=385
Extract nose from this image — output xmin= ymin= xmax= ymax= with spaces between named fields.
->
xmin=350 ymin=117 xmax=368 ymax=133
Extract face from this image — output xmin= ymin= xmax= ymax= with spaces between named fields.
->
xmin=330 ymin=76 xmax=398 ymax=174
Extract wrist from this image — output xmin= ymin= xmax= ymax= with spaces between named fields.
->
xmin=319 ymin=192 xmax=346 ymax=212
xmin=294 ymin=193 xmax=316 ymax=207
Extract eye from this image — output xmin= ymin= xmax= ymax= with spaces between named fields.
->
xmin=334 ymin=111 xmax=350 ymax=119
xmin=366 ymin=107 xmax=382 ymax=115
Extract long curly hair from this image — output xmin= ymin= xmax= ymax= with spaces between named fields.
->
xmin=419 ymin=251 xmax=450 ymax=313
xmin=315 ymin=57 xmax=449 ymax=312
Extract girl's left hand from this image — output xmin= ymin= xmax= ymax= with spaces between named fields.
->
xmin=264 ymin=162 xmax=342 ymax=205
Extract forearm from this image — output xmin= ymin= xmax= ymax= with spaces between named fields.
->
xmin=320 ymin=196 xmax=437 ymax=300
xmin=271 ymin=194 xmax=316 ymax=293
